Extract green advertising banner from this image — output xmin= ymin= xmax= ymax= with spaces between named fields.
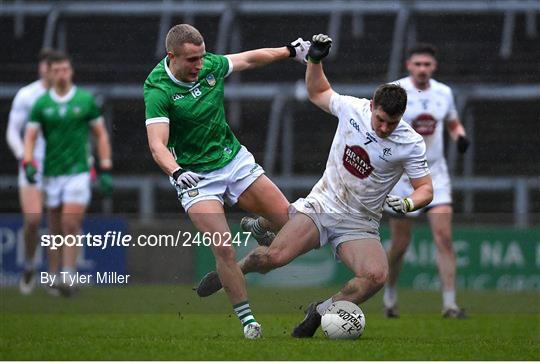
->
xmin=195 ymin=226 xmax=540 ymax=291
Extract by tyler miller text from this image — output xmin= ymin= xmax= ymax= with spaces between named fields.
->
xmin=41 ymin=272 xmax=131 ymax=287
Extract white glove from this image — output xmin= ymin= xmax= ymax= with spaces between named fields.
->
xmin=287 ymin=37 xmax=311 ymax=64
xmin=172 ymin=167 xmax=204 ymax=189
xmin=385 ymin=195 xmax=415 ymax=214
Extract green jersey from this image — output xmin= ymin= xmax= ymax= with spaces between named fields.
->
xmin=144 ymin=53 xmax=241 ymax=172
xmin=29 ymin=86 xmax=101 ymax=176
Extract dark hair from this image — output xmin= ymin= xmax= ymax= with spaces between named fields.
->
xmin=407 ymin=43 xmax=437 ymax=59
xmin=47 ymin=51 xmax=71 ymax=66
xmin=373 ymin=84 xmax=407 ymax=117
xmin=38 ymin=48 xmax=57 ymax=62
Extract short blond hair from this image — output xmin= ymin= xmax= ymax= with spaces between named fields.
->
xmin=166 ymin=24 xmax=204 ymax=53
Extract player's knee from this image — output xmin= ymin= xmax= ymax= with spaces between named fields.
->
xmin=24 ymin=213 xmax=42 ymax=229
xmin=364 ymin=265 xmax=388 ymax=288
xmin=433 ymin=230 xmax=453 ymax=251
xmin=61 ymin=220 xmax=79 ymax=235
xmin=213 ymin=245 xmax=236 ymax=264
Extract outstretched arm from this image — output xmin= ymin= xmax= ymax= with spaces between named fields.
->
xmin=226 ymin=37 xmax=310 ymax=72
xmin=306 ymin=62 xmax=333 ymax=114
xmin=226 ymin=47 xmax=289 ymax=72
xmin=305 ymin=34 xmax=334 ymax=113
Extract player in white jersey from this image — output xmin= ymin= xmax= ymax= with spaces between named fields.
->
xmin=196 ymin=35 xmax=434 ymax=337
xmin=5 ymin=49 xmax=56 ymax=295
xmin=383 ymin=44 xmax=470 ymax=319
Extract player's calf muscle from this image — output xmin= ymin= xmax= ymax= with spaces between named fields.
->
xmin=240 ymin=247 xmax=274 ymax=274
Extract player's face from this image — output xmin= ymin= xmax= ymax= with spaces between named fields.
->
xmin=168 ymin=42 xmax=205 ymax=83
xmin=370 ymin=102 xmax=401 ymax=138
xmin=406 ymin=53 xmax=437 ymax=86
xmin=50 ymin=60 xmax=73 ymax=88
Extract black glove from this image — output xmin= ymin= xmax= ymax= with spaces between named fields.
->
xmin=308 ymin=34 xmax=332 ymax=63
xmin=457 ymin=135 xmax=470 ymax=154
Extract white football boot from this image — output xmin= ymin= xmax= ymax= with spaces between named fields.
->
xmin=243 ymin=322 xmax=263 ymax=339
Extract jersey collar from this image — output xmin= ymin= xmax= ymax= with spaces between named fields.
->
xmin=50 ymin=86 xmax=76 ymax=103
xmin=163 ymin=57 xmax=198 ymax=89
xmin=408 ymin=76 xmax=432 ymax=92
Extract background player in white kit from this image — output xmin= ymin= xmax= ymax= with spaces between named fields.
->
xmin=5 ymin=49 xmax=56 ymax=295
xmin=383 ymin=44 xmax=470 ymax=319
xmin=196 ymin=34 xmax=434 ymax=337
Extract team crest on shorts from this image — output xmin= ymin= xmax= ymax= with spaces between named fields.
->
xmin=187 ymin=189 xmax=199 ymax=197
xmin=206 ymin=73 xmax=216 ymax=86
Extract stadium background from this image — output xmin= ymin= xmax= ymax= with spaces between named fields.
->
xmin=0 ymin=1 xmax=539 ymax=359
xmin=1 ymin=0 xmax=538 ymax=286
xmin=0 ymin=1 xmax=540 ymax=289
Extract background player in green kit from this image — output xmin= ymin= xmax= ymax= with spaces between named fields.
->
xmin=144 ymin=24 xmax=310 ymax=339
xmin=24 ymin=52 xmax=113 ymax=296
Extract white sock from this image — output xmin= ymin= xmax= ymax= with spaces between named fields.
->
xmin=383 ymin=285 xmax=397 ymax=308
xmin=443 ymin=290 xmax=458 ymax=310
xmin=316 ymin=297 xmax=334 ymax=315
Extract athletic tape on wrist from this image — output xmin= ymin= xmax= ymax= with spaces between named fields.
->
xmin=404 ymin=198 xmax=414 ymax=212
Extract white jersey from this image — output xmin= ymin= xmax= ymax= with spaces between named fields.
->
xmin=394 ymin=77 xmax=458 ymax=168
xmin=6 ymin=80 xmax=46 ymax=161
xmin=308 ymin=93 xmax=429 ymax=221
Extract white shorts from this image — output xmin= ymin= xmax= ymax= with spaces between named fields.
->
xmin=388 ymin=161 xmax=452 ymax=217
xmin=171 ymin=145 xmax=265 ymax=211
xmin=43 ymin=172 xmax=91 ymax=208
xmin=18 ymin=160 xmax=44 ymax=189
xmin=289 ymin=195 xmax=380 ymax=256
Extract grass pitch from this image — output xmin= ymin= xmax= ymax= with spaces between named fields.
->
xmin=1 ymin=285 xmax=538 ymax=360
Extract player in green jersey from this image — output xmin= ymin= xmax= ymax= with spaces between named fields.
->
xmin=23 ymin=52 xmax=113 ymax=296
xmin=144 ymin=24 xmax=310 ymax=339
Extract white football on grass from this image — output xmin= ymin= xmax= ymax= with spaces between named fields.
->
xmin=321 ymin=300 xmax=365 ymax=339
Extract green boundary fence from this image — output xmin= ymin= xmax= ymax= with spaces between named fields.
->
xmin=195 ymin=226 xmax=540 ymax=291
